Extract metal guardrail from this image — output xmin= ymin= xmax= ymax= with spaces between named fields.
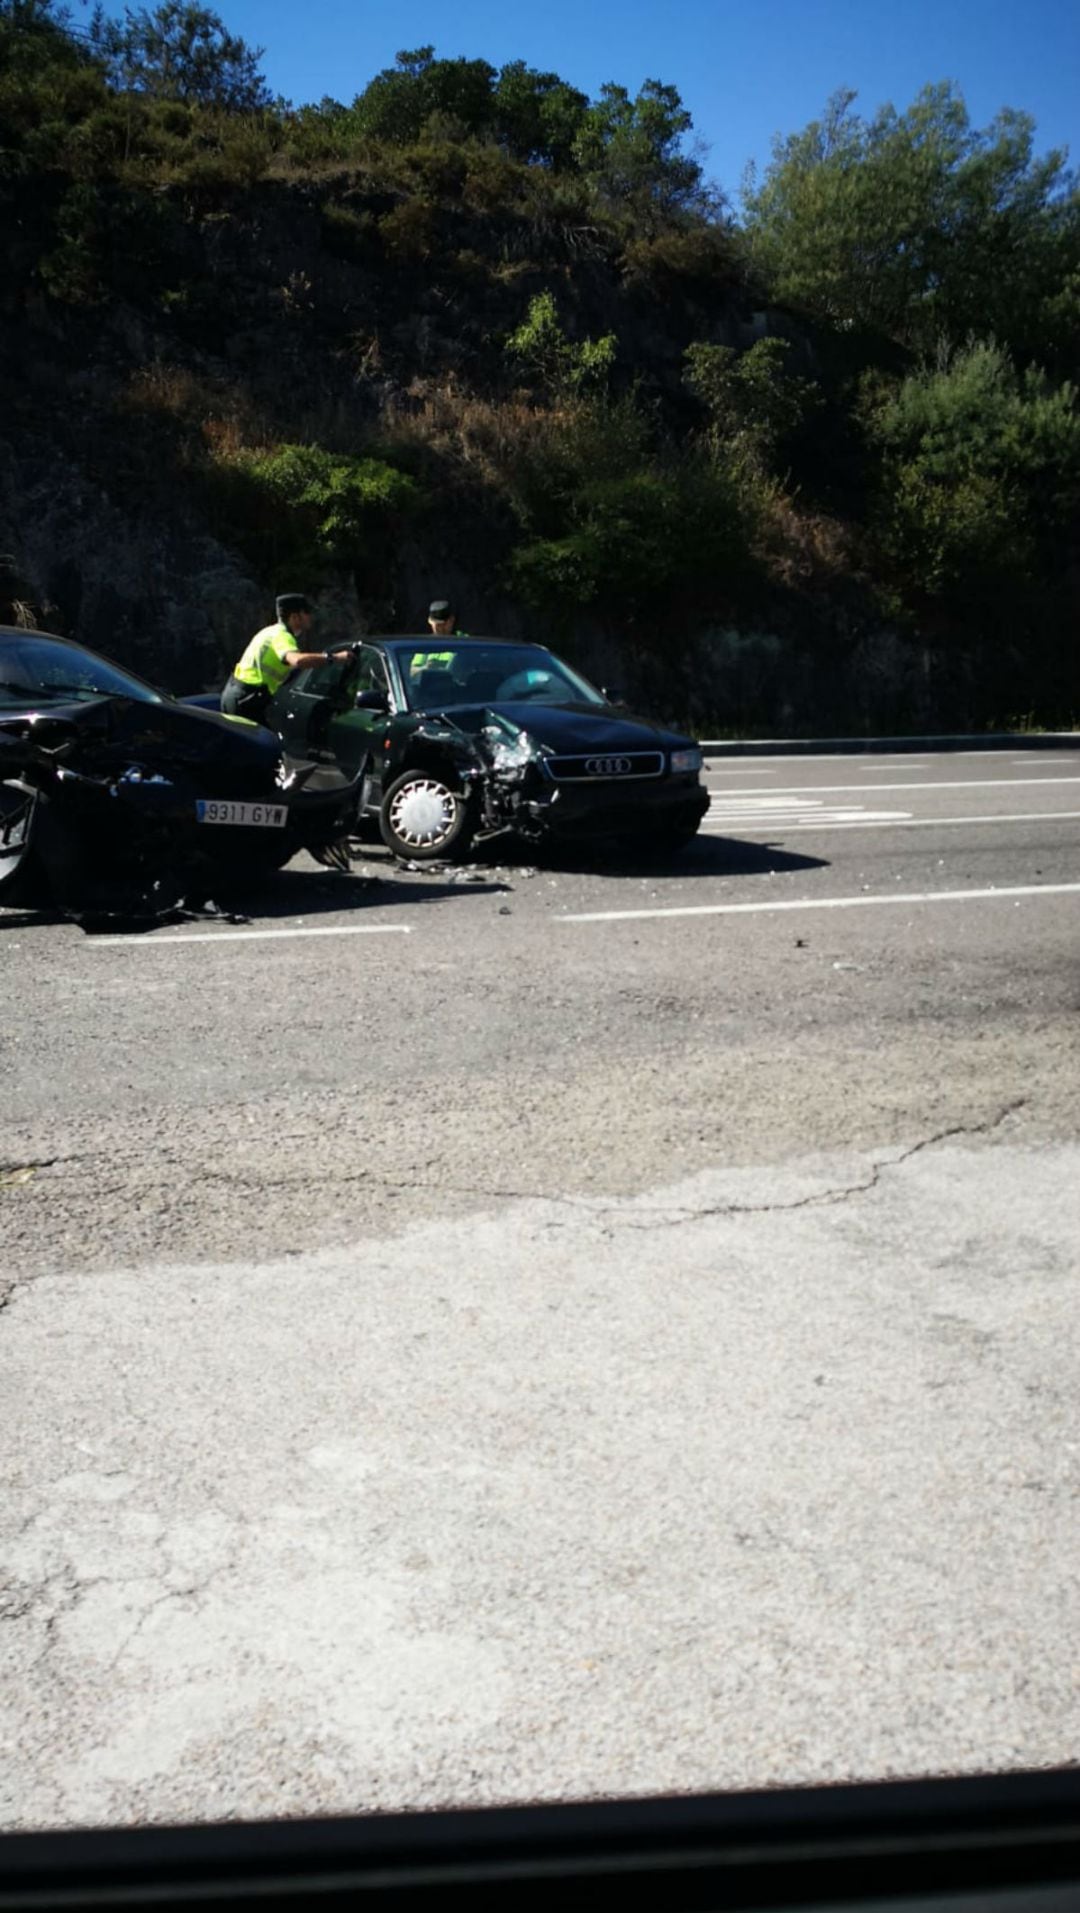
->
xmin=700 ymin=731 xmax=1080 ymax=758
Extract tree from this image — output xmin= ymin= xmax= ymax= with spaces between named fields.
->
xmin=491 ymin=60 xmax=588 ymax=168
xmin=1 ymin=0 xmax=90 ymax=69
xmin=0 ymin=0 xmax=112 ymax=294
xmin=90 ymin=2 xmax=271 ymax=110
xmin=573 ymin=79 xmax=705 ymax=216
xmin=350 ymin=45 xmax=496 ymax=145
xmin=684 ymin=337 xmax=822 ymax=467
xmin=743 ymin=83 xmax=1080 ymax=365
xmin=1 ymin=0 xmax=69 ymax=30
xmin=863 ymin=341 xmax=1080 ymax=614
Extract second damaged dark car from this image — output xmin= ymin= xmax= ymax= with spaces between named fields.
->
xmin=255 ymin=637 xmax=711 ymax=862
xmin=0 ymin=628 xmax=361 ymax=923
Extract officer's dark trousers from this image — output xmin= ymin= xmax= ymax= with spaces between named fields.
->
xmin=221 ymin=677 xmax=272 ymax=725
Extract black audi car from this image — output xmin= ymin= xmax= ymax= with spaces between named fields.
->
xmin=255 ymin=636 xmax=710 ymax=861
xmin=0 ymin=628 xmax=361 ymax=916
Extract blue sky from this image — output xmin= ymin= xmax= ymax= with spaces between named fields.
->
xmin=93 ymin=0 xmax=1080 ymax=203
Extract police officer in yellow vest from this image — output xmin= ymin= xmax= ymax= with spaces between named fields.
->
xmin=408 ymin=599 xmax=468 ymax=683
xmin=222 ymin=594 xmax=351 ymax=726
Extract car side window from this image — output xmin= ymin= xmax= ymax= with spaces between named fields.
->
xmin=354 ymin=647 xmax=389 ymax=698
xmin=298 ymin=660 xmax=342 ymax=697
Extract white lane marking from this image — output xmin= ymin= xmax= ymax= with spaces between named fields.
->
xmin=702 ymin=757 xmax=939 ymax=771
xmin=706 ymin=797 xmax=912 ymax=827
xmin=561 ymin=882 xmax=1080 ymax=925
xmin=709 ymin=776 xmax=1080 ymax=797
xmin=701 ymin=747 xmax=1080 ymax=761
xmin=710 ymin=795 xmax=829 ymax=806
xmin=705 ymin=813 xmax=912 ymax=827
xmin=702 ymin=809 xmax=1080 ymax=835
xmin=706 ymin=812 xmax=912 ymax=823
xmin=91 ymin=923 xmax=411 ymax=948
xmin=1011 ymin=757 xmax=1074 ymax=765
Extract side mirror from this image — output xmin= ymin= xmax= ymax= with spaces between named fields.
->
xmin=602 ymin=686 xmax=626 ymax=707
xmin=355 ymin=688 xmax=390 ymax=713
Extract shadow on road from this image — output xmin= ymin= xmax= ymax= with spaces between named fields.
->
xmin=0 ymin=837 xmax=824 ymax=934
xmin=229 ymin=865 xmax=511 ymax=920
xmin=0 ymin=866 xmax=510 ymax=934
xmin=469 ymin=834 xmax=830 ymax=880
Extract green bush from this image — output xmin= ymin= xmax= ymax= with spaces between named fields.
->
xmin=684 ymin=337 xmax=823 ymax=467
xmin=377 ymin=196 xmax=436 ymax=261
xmin=509 ymin=455 xmax=750 ymax=635
xmin=864 ymin=341 xmax=1080 ymax=618
xmin=505 ymin=291 xmax=616 ymax=396
xmin=213 ymin=443 xmax=420 ymax=579
xmin=621 ymin=223 xmax=743 ymax=291
xmin=320 ymin=200 xmax=376 ymax=261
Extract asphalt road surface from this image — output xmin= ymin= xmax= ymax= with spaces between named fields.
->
xmin=2 ymin=745 xmax=1079 ymax=1828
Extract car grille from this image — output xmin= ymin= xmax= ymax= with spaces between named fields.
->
xmin=546 ymin=751 xmax=664 ymax=782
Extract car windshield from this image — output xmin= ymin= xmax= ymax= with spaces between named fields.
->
xmin=393 ymin=643 xmax=606 ymax=712
xmin=0 ymin=635 xmax=165 ymax=709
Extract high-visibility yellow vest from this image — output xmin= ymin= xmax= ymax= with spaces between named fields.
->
xmin=233 ymin=623 xmax=297 ymax=694
xmin=410 ymin=637 xmax=469 ymax=674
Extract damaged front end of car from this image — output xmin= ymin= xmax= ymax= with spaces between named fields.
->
xmin=397 ymin=708 xmax=555 ymax=843
xmin=474 ymin=713 xmax=556 ymax=839
xmin=0 ymin=701 xmax=362 ymax=928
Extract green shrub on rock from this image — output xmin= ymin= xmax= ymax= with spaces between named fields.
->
xmin=212 ymin=443 xmax=420 ymax=579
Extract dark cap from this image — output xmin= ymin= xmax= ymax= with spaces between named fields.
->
xmin=428 ymin=599 xmax=453 ymax=620
xmin=276 ymin=593 xmax=312 ymax=621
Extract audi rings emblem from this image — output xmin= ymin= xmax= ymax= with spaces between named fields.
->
xmin=585 ymin=755 xmax=633 ymax=776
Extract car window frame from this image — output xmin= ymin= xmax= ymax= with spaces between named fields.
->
xmin=353 ymin=645 xmax=396 ymax=708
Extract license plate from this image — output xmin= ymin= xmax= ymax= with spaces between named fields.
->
xmin=195 ymin=800 xmax=287 ymax=828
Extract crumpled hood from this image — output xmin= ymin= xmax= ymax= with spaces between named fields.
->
xmin=2 ymin=694 xmax=282 ymax=776
xmin=425 ymin=701 xmax=695 ymax=756
xmin=97 ymin=696 xmax=284 ymax=776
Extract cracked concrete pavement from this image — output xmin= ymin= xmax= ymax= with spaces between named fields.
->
xmin=2 ymin=1129 xmax=1079 ymax=1829
xmin=3 ymin=798 xmax=1080 ymax=1827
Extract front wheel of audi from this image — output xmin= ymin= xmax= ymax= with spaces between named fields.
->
xmin=380 ymin=769 xmax=477 ymax=862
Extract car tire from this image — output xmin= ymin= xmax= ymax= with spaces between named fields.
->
xmin=380 ymin=769 xmax=476 ymax=862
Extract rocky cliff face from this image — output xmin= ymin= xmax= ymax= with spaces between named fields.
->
xmin=0 ymin=174 xmax=758 ymax=685
xmin=0 ymin=174 xmax=1064 ymax=731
